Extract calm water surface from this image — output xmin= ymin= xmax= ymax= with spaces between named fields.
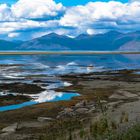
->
xmin=0 ymin=54 xmax=140 ymax=111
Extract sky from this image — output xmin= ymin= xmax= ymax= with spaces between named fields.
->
xmin=0 ymin=0 xmax=129 ymax=5
xmin=55 ymin=0 xmax=129 ymax=6
xmin=0 ymin=0 xmax=139 ymax=40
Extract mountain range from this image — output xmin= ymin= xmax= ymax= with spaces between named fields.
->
xmin=0 ymin=31 xmax=140 ymax=51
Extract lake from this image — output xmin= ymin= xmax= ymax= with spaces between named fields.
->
xmin=0 ymin=53 xmax=140 ymax=111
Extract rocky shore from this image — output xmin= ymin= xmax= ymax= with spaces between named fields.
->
xmin=0 ymin=69 xmax=140 ymax=140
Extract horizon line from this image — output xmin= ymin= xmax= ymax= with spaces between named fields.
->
xmin=0 ymin=51 xmax=140 ymax=55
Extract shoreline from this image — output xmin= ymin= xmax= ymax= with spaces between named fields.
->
xmin=0 ymin=68 xmax=140 ymax=111
xmin=0 ymin=68 xmax=140 ymax=139
xmin=0 ymin=51 xmax=140 ymax=55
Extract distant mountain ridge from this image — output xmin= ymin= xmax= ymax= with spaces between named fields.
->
xmin=0 ymin=31 xmax=140 ymax=51
xmin=0 ymin=40 xmax=20 ymax=50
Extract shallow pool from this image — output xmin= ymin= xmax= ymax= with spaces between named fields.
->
xmin=0 ymin=92 xmax=79 ymax=112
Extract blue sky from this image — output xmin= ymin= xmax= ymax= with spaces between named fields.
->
xmin=55 ymin=0 xmax=129 ymax=6
xmin=0 ymin=0 xmax=139 ymax=40
xmin=1 ymin=0 xmax=129 ymax=5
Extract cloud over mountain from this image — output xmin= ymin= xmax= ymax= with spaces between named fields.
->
xmin=60 ymin=1 xmax=140 ymax=34
xmin=0 ymin=0 xmax=140 ymax=40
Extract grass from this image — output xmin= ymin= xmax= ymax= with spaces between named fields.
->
xmin=0 ymin=94 xmax=30 ymax=106
xmin=32 ymin=96 xmax=140 ymax=140
xmin=89 ymin=118 xmax=140 ymax=140
xmin=28 ymin=114 xmax=140 ymax=140
xmin=108 ymin=124 xmax=140 ymax=140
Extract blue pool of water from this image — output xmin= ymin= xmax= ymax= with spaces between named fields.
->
xmin=0 ymin=92 xmax=79 ymax=112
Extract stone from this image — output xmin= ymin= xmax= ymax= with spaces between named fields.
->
xmin=119 ymin=90 xmax=138 ymax=98
xmin=75 ymin=108 xmax=89 ymax=114
xmin=75 ymin=100 xmax=87 ymax=108
xmin=88 ymin=106 xmax=96 ymax=113
xmin=2 ymin=123 xmax=18 ymax=133
xmin=109 ymin=90 xmax=138 ymax=100
xmin=63 ymin=108 xmax=73 ymax=113
xmin=37 ymin=117 xmax=55 ymax=122
xmin=109 ymin=94 xmax=126 ymax=100
xmin=108 ymin=101 xmax=123 ymax=108
xmin=100 ymin=100 xmax=107 ymax=103
xmin=57 ymin=108 xmax=75 ymax=118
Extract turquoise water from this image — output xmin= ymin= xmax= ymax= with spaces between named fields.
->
xmin=0 ymin=92 xmax=79 ymax=112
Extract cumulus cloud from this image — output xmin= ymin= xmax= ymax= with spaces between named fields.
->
xmin=11 ymin=0 xmax=65 ymax=19
xmin=0 ymin=0 xmax=65 ymax=39
xmin=0 ymin=0 xmax=65 ymax=21
xmin=0 ymin=0 xmax=140 ymax=40
xmin=0 ymin=4 xmax=13 ymax=21
xmin=59 ymin=1 xmax=140 ymax=35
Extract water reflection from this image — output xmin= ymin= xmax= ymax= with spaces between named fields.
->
xmin=0 ymin=54 xmax=140 ymax=111
xmin=0 ymin=91 xmax=79 ymax=112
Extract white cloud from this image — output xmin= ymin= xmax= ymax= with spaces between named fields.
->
xmin=0 ymin=0 xmax=64 ymax=39
xmin=8 ymin=32 xmax=20 ymax=38
xmin=59 ymin=1 xmax=140 ymax=35
xmin=0 ymin=4 xmax=13 ymax=21
xmin=0 ymin=0 xmax=65 ymax=21
xmin=0 ymin=0 xmax=140 ymax=40
xmin=0 ymin=19 xmax=58 ymax=33
xmin=11 ymin=0 xmax=65 ymax=19
xmin=87 ymin=29 xmax=96 ymax=35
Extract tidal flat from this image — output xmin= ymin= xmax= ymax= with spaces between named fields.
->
xmin=0 ymin=68 xmax=140 ymax=140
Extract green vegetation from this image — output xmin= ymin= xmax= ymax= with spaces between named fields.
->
xmin=89 ymin=118 xmax=140 ymax=140
xmin=34 ymin=115 xmax=140 ymax=140
xmin=36 ymin=97 xmax=140 ymax=140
